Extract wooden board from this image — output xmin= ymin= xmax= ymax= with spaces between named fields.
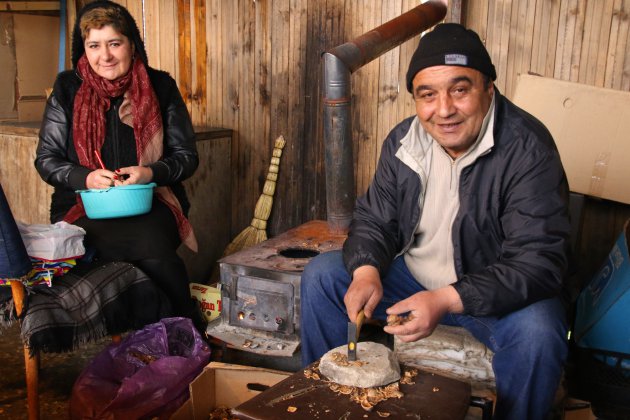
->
xmin=0 ymin=131 xmax=52 ymax=224
xmin=232 ymin=363 xmax=471 ymax=420
xmin=178 ymin=130 xmax=232 ymax=284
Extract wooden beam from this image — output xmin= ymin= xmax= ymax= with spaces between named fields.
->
xmin=177 ymin=0 xmax=192 ymax=109
xmin=447 ymin=0 xmax=463 ymax=24
xmin=0 ymin=1 xmax=59 ymax=12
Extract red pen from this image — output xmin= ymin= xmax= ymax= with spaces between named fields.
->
xmin=94 ymin=150 xmax=106 ymax=170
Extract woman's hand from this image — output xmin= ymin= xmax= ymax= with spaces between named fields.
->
xmin=383 ymin=286 xmax=464 ymax=342
xmin=86 ymin=169 xmax=118 ymax=189
xmin=344 ymin=265 xmax=383 ymax=322
xmin=114 ymin=166 xmax=153 ymax=185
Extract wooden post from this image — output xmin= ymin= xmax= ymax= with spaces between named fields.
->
xmin=11 ymin=280 xmax=40 ymax=420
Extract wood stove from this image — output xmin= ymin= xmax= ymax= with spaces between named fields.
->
xmin=207 ymin=220 xmax=345 ymax=357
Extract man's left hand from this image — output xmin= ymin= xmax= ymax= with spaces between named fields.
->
xmin=383 ymin=286 xmax=463 ymax=342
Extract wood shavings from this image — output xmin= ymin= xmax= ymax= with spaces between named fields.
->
xmin=386 ymin=314 xmax=414 ymax=326
xmin=303 ymin=365 xmax=420 ymax=412
xmin=209 ymin=405 xmax=238 ymax=420
xmin=330 ymin=351 xmax=367 ymax=367
xmin=399 ymin=368 xmax=418 ymax=385
xmin=303 ymin=368 xmax=320 ymax=380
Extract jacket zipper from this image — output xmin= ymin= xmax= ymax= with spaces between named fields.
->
xmin=396 ymin=171 xmax=426 ymax=258
xmin=112 ymin=101 xmax=120 ymax=170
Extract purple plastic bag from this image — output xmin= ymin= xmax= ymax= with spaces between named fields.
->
xmin=70 ymin=317 xmax=210 ymax=419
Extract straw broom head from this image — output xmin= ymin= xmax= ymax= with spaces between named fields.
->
xmin=223 ymin=136 xmax=286 ymax=257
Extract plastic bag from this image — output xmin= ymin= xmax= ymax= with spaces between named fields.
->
xmin=70 ymin=317 xmax=211 ymax=419
xmin=17 ymin=221 xmax=86 ymax=261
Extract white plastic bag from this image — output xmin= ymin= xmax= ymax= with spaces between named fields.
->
xmin=17 ymin=221 xmax=86 ymax=261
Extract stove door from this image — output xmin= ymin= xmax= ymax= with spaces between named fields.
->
xmin=228 ymin=275 xmax=295 ymax=335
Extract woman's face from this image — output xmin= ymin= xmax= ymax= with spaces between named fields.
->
xmin=84 ymin=25 xmax=134 ymax=80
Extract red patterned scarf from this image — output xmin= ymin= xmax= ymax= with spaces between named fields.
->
xmin=65 ymin=54 xmax=197 ymax=252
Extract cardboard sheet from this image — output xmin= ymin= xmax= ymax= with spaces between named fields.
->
xmin=513 ymin=74 xmax=630 ymax=205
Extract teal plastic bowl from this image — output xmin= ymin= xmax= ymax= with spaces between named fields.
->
xmin=77 ymin=183 xmax=156 ymax=219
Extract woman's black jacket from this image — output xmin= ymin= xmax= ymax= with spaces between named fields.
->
xmin=35 ymin=68 xmax=198 ymax=223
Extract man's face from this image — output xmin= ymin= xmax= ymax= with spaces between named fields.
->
xmin=84 ymin=25 xmax=134 ymax=81
xmin=412 ymin=66 xmax=494 ymax=158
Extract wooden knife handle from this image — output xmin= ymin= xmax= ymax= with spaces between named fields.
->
xmin=355 ymin=309 xmax=365 ymax=336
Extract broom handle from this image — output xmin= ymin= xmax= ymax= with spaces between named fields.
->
xmin=262 ymin=136 xmax=286 ymax=195
xmin=252 ymin=136 xmax=286 ymax=222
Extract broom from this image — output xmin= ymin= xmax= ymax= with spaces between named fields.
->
xmin=222 ymin=135 xmax=287 ymax=257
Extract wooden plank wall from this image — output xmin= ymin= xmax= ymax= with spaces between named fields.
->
xmin=464 ymin=0 xmax=630 ymax=97
xmin=70 ymin=1 xmax=630 ymax=256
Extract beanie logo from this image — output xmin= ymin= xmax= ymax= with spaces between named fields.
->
xmin=444 ymin=54 xmax=468 ymax=66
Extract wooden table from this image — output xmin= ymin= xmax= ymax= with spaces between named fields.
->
xmin=232 ymin=364 xmax=471 ymax=420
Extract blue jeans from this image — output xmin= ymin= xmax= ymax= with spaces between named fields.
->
xmin=300 ymin=251 xmax=568 ymax=420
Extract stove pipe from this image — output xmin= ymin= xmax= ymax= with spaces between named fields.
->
xmin=322 ymin=1 xmax=447 ymax=232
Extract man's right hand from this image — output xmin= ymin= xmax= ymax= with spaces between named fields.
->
xmin=344 ymin=265 xmax=383 ymax=322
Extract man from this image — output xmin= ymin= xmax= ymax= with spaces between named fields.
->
xmin=300 ymin=23 xmax=570 ymax=419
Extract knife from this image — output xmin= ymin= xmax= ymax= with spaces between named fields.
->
xmin=347 ymin=309 xmax=365 ymax=361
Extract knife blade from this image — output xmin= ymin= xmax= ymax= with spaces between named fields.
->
xmin=347 ymin=309 xmax=365 ymax=361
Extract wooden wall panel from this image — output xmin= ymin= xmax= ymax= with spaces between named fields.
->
xmin=193 ymin=0 xmax=208 ymax=125
xmin=606 ymin=0 xmax=630 ymax=90
xmin=235 ymin=0 xmax=258 ymax=235
xmin=465 ymin=0 xmax=629 ymax=96
xmin=530 ymin=0 xmax=561 ymax=77
xmin=0 ymin=131 xmax=53 ymax=225
xmin=351 ymin=0 xmax=382 ymax=195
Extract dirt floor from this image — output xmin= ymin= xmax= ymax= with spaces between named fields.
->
xmin=0 ymin=322 xmax=106 ymax=419
xmin=0 ymin=319 xmax=599 ymax=420
xmin=0 ymin=320 xmax=299 ymax=420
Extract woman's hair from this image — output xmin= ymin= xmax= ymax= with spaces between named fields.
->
xmin=79 ymin=6 xmax=131 ymax=41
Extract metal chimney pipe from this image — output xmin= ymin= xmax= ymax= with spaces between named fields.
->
xmin=322 ymin=1 xmax=447 ymax=232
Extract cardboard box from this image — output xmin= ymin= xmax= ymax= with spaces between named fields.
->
xmin=170 ymin=362 xmax=291 ymax=420
xmin=513 ymin=74 xmax=630 ymax=205
xmin=574 ymin=219 xmax=630 ymax=356
xmin=190 ymin=283 xmax=222 ymax=321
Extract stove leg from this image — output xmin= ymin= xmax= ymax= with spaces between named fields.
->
xmin=470 ymin=395 xmax=494 ymax=420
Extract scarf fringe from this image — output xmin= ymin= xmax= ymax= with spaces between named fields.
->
xmin=0 ymin=299 xmax=16 ymax=331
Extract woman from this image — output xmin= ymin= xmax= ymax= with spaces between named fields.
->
xmin=35 ymin=1 xmax=204 ymax=331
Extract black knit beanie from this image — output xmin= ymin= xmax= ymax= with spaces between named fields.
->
xmin=406 ymin=23 xmax=496 ymax=93
xmin=71 ymin=0 xmax=148 ymax=69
